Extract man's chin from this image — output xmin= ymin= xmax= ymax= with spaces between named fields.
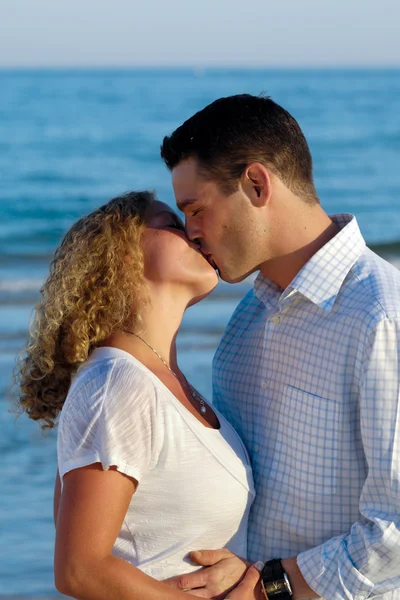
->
xmin=219 ymin=269 xmax=252 ymax=285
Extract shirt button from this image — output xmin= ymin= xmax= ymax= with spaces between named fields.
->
xmin=254 ymin=445 xmax=260 ymax=453
xmin=261 ymin=381 xmax=268 ymax=390
xmin=272 ymin=315 xmax=281 ymax=324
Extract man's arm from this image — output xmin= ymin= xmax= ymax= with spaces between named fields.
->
xmin=296 ymin=317 xmax=400 ymax=599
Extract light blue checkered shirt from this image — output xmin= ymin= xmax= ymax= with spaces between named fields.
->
xmin=213 ymin=215 xmax=400 ymax=600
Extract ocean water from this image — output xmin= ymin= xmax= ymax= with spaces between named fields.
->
xmin=0 ymin=68 xmax=400 ymax=596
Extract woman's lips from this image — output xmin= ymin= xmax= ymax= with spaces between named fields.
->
xmin=210 ymin=257 xmax=218 ymax=270
xmin=204 ymin=253 xmax=218 ymax=270
xmin=197 ymin=246 xmax=218 ymax=270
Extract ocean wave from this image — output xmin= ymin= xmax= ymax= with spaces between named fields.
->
xmin=21 ymin=172 xmax=95 ymax=184
xmin=0 ymin=252 xmax=53 ymax=264
xmin=0 ymin=278 xmax=44 ymax=292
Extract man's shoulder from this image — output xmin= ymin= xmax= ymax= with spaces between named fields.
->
xmin=214 ymin=287 xmax=261 ymax=358
xmin=349 ymin=248 xmax=400 ymax=321
xmin=232 ymin=286 xmax=258 ymax=313
xmin=223 ymin=287 xmax=262 ymax=331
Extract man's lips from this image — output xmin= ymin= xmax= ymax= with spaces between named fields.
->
xmin=200 ymin=250 xmax=218 ymax=270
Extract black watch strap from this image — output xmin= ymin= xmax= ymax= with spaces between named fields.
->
xmin=261 ymin=559 xmax=292 ymax=600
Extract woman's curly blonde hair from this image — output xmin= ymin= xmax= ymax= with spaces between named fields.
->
xmin=16 ymin=190 xmax=155 ymax=430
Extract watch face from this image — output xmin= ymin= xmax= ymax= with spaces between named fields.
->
xmin=264 ymin=580 xmax=288 ymax=596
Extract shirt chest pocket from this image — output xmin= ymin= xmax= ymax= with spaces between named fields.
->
xmin=269 ymin=385 xmax=340 ymax=496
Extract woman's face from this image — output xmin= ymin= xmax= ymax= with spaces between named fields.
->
xmin=141 ymin=201 xmax=218 ymax=301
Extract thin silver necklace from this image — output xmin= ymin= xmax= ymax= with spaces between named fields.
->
xmin=123 ymin=330 xmax=207 ymax=415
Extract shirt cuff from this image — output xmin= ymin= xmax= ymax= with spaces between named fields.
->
xmin=297 ymin=536 xmax=375 ymax=600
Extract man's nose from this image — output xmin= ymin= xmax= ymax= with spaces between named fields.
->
xmin=185 ymin=218 xmax=201 ymax=244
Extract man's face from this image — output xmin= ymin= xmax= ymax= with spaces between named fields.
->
xmin=172 ymin=158 xmax=265 ymax=283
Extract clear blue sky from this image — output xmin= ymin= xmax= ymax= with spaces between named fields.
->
xmin=0 ymin=0 xmax=399 ymax=67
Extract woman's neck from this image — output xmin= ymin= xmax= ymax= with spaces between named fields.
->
xmin=104 ymin=288 xmax=187 ymax=373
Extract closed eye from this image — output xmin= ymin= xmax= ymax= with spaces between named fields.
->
xmin=168 ymin=218 xmax=185 ymax=230
xmin=192 ymin=208 xmax=202 ymax=217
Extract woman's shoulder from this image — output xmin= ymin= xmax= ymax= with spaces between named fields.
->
xmin=58 ymin=348 xmax=164 ymax=480
xmin=65 ymin=347 xmax=157 ymax=415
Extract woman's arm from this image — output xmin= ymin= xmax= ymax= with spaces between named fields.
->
xmin=55 ymin=463 xmax=195 ymax=600
xmin=53 ymin=469 xmax=61 ymax=527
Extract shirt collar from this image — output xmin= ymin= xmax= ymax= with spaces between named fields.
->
xmin=254 ymin=214 xmax=366 ymax=312
xmin=254 ymin=272 xmax=282 ymax=309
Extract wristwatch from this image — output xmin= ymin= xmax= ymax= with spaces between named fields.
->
xmin=260 ymin=559 xmax=293 ymax=600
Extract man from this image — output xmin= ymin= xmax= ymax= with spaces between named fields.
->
xmin=160 ymin=94 xmax=400 ymax=600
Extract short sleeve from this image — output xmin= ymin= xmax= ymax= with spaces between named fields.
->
xmin=57 ymin=358 xmax=161 ymax=484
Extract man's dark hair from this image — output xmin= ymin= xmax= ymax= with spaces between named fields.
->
xmin=161 ymin=94 xmax=318 ymax=204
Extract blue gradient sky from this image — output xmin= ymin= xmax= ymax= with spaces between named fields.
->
xmin=0 ymin=0 xmax=399 ymax=67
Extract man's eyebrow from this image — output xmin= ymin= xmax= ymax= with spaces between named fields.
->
xmin=176 ymin=198 xmax=198 ymax=211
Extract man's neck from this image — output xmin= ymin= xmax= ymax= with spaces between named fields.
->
xmin=260 ymin=211 xmax=340 ymax=290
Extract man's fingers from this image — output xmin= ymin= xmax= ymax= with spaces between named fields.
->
xmin=185 ymin=589 xmax=213 ymax=598
xmin=164 ymin=570 xmax=207 ymax=591
xmin=189 ymin=548 xmax=235 ymax=566
xmin=162 ymin=575 xmax=181 ymax=589
xmin=244 ymin=562 xmax=264 ymax=585
xmin=229 ymin=562 xmax=264 ymax=599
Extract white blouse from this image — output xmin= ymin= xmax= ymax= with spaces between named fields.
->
xmin=57 ymin=347 xmax=255 ymax=580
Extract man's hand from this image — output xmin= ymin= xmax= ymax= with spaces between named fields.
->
xmin=225 ymin=562 xmax=264 ymax=600
xmin=164 ymin=549 xmax=250 ymax=599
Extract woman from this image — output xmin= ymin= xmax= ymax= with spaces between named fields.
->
xmin=17 ymin=191 xmax=262 ymax=599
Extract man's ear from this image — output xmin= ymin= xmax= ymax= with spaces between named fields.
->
xmin=241 ymin=163 xmax=272 ymax=207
